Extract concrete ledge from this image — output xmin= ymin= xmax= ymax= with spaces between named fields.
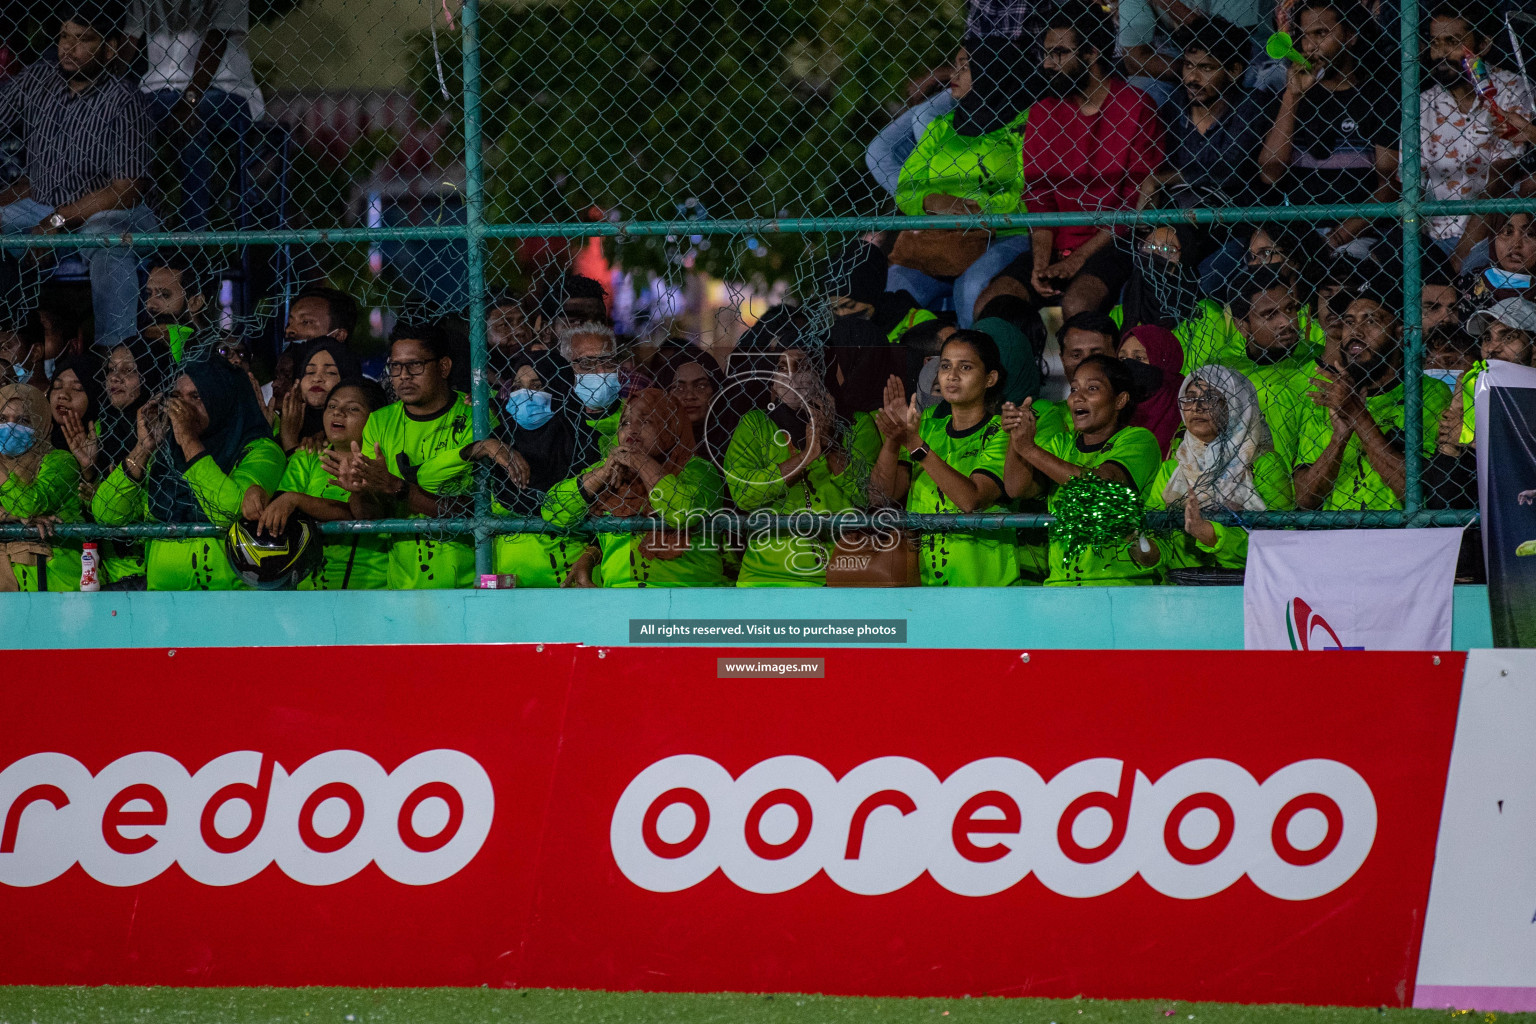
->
xmin=0 ymin=585 xmax=1496 ymax=650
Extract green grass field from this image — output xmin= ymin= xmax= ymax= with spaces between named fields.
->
xmin=0 ymin=989 xmax=1526 ymax=1024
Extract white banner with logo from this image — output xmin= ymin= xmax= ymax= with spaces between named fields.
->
xmin=1414 ymin=649 xmax=1536 ymax=1011
xmin=1243 ymin=529 xmax=1462 ymax=650
xmin=1475 ymin=359 xmax=1536 ymax=648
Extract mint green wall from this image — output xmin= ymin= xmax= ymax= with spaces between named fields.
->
xmin=0 ymin=586 xmax=1495 ymax=650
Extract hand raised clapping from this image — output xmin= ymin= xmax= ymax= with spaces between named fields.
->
xmin=874 ymin=374 xmax=921 ymax=450
xmin=1000 ymin=398 xmax=1038 ymax=456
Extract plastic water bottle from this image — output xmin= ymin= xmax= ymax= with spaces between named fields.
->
xmin=1464 ymin=46 xmax=1518 ymax=138
xmin=79 ymin=542 xmax=100 ymax=592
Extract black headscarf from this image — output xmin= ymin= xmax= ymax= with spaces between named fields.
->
xmin=46 ymin=349 xmax=103 ymax=449
xmin=149 ymin=358 xmax=273 ymax=524
xmin=293 ymin=337 xmax=362 ymax=440
xmin=1121 ymin=223 xmax=1216 ymax=331
xmin=952 ymin=37 xmax=1039 ymax=137
xmin=736 ymin=305 xmax=808 ymax=351
xmin=96 ymin=336 xmax=169 ymax=469
xmin=820 ymin=243 xmax=888 ymax=307
xmin=825 ymin=322 xmax=905 ymax=416
xmin=494 ymin=349 xmax=576 ymax=496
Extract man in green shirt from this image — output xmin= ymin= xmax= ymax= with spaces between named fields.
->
xmin=1232 ymin=270 xmax=1318 ymax=468
xmin=331 ymin=325 xmax=476 ymax=589
xmin=1294 ymin=293 xmax=1453 ymax=511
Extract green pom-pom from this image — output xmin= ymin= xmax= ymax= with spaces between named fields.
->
xmin=1049 ymin=473 xmax=1145 ymax=560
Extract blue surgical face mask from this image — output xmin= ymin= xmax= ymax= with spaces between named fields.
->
xmin=10 ymin=344 xmax=34 ymax=385
xmin=505 ymin=388 xmax=555 ymax=429
xmin=0 ymin=422 xmax=36 ymax=456
xmin=1484 ymin=267 xmax=1534 ymax=290
xmin=573 ymin=372 xmax=622 ymax=411
xmin=1424 ymin=368 xmax=1462 ymax=388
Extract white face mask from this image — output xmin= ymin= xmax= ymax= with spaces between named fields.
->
xmin=1424 ymin=368 xmax=1462 ymax=388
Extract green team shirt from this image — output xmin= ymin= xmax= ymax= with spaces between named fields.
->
xmin=544 ymin=456 xmax=726 ymax=587
xmin=1039 ymin=425 xmax=1162 ymax=586
xmin=895 ymin=108 xmax=1031 ymax=236
xmin=1186 ymin=310 xmax=1325 ymax=377
xmin=888 ymin=307 xmax=938 ymax=343
xmin=1248 ymin=350 xmax=1320 ymax=470
xmin=99 ymin=537 xmax=143 ymax=587
xmin=1144 ymin=446 xmax=1295 ymax=573
xmin=1032 ymin=399 xmax=1071 ymax=448
xmin=493 ymin=531 xmax=586 ymax=588
xmin=0 ymin=449 xmax=87 ymax=591
xmin=903 ymin=408 xmax=1018 ymax=587
xmin=1114 ymin=303 xmax=1324 ymax=376
xmin=584 ymin=403 xmax=623 ymax=460
xmin=361 ymin=395 xmax=478 ymax=590
xmin=1456 ymin=361 xmax=1484 ymax=444
xmin=519 ymin=404 xmax=624 ymax=584
xmin=725 ymin=409 xmax=882 ymax=586
xmin=1294 ymin=375 xmax=1453 ymax=511
xmin=514 ymin=401 xmax=625 ymax=587
xmin=87 ymin=423 xmax=144 ymax=585
xmin=91 ymin=438 xmax=287 ymax=591
xmin=484 ymin=408 xmax=589 ymax=587
xmin=276 ymin=448 xmax=389 ymax=590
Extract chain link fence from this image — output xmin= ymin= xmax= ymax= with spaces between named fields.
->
xmin=0 ymin=0 xmax=1523 ymax=590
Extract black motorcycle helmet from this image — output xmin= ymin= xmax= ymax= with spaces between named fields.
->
xmin=224 ymin=513 xmax=323 ymax=590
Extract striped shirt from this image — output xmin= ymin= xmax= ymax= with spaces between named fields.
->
xmin=0 ymin=61 xmax=152 ymax=209
xmin=965 ymin=0 xmax=1037 ymax=39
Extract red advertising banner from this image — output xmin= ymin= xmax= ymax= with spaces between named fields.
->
xmin=0 ymin=646 xmax=1465 ymax=1005
xmin=524 ymin=649 xmax=1464 ymax=1005
xmin=0 ymin=644 xmax=576 ymax=986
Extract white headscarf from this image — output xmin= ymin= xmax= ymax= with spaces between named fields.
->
xmin=1161 ymin=365 xmax=1274 ymax=512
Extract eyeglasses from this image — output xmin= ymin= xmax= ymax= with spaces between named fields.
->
xmin=386 ymin=358 xmax=436 ymax=378
xmin=570 ymin=356 xmax=619 ymax=373
xmin=1178 ymin=395 xmax=1221 ymax=410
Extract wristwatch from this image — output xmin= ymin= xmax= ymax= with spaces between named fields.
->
xmin=909 ymin=445 xmax=930 ymax=463
xmin=45 ymin=213 xmax=67 ymax=231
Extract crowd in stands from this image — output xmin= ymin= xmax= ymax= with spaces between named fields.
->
xmin=0 ymin=0 xmax=1532 ymax=591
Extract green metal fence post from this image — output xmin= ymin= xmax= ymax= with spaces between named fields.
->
xmin=1400 ymin=0 xmax=1425 ymax=515
xmin=461 ymin=0 xmax=493 ymax=576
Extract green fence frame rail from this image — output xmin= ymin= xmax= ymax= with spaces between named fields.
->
xmin=0 ymin=0 xmax=1493 ymax=551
